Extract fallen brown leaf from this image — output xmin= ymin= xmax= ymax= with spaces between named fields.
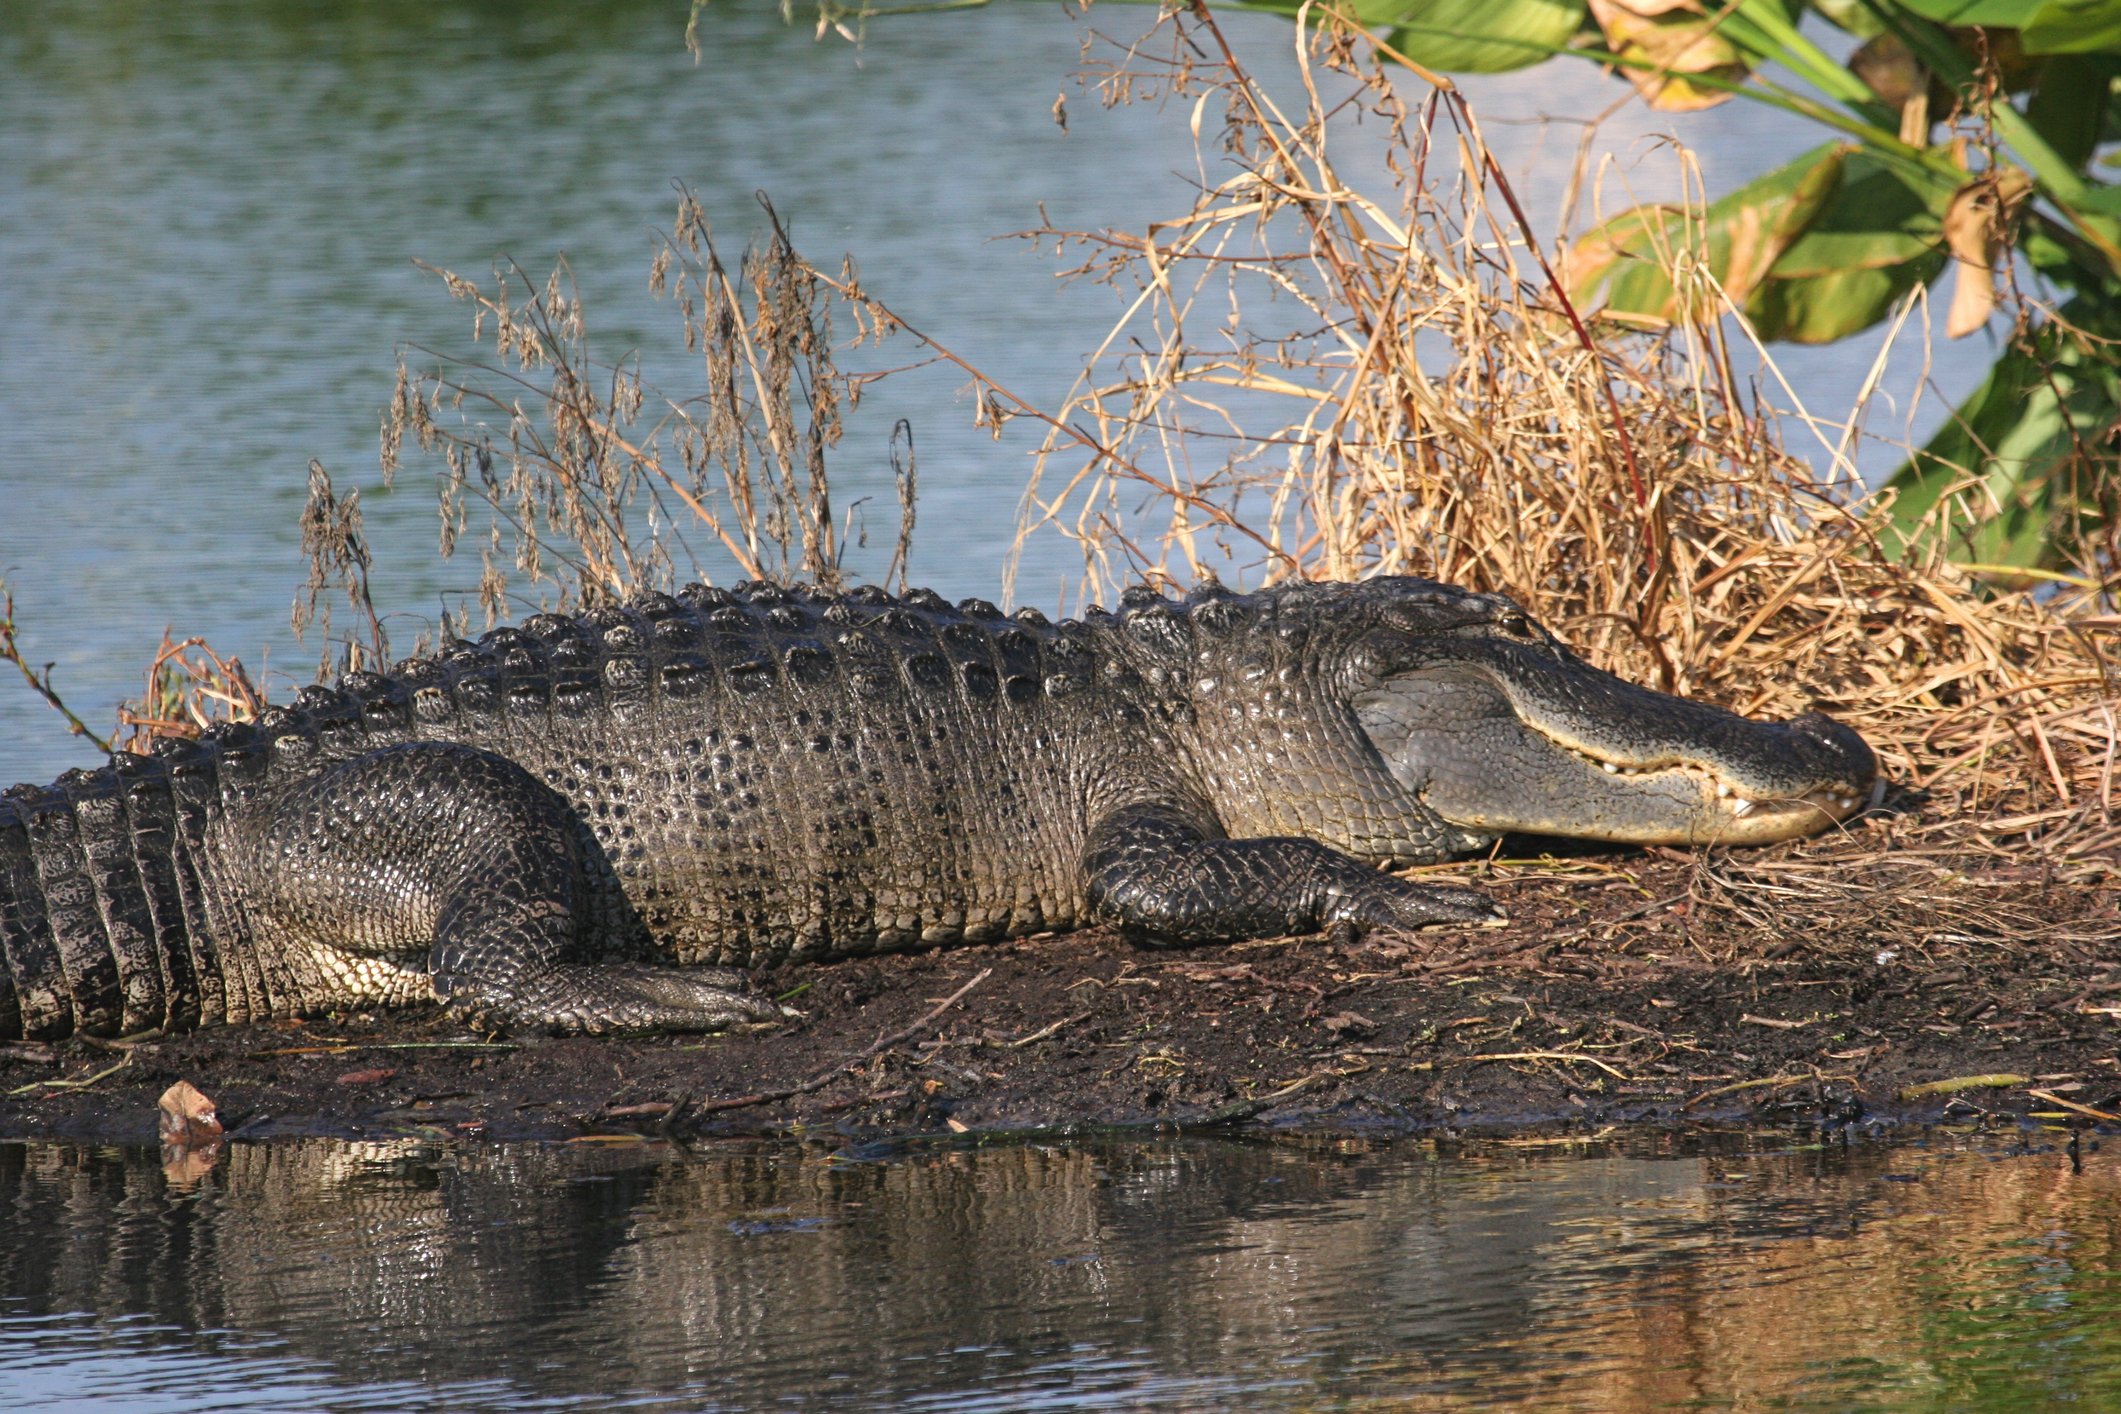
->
xmin=156 ymin=1080 xmax=223 ymax=1148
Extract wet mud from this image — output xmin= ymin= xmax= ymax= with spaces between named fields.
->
xmin=4 ymin=830 xmax=2117 ymax=1144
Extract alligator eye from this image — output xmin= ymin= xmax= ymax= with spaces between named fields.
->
xmin=1496 ymin=613 xmax=1529 ymax=637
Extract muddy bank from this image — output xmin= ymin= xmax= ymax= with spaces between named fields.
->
xmin=4 ymin=826 xmax=2118 ymax=1145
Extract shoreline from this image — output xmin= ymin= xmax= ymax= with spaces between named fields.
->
xmin=4 ymin=830 xmax=2116 ymax=1145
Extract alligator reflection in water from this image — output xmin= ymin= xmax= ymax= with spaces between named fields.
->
xmin=5 ymin=1132 xmax=2121 ymax=1411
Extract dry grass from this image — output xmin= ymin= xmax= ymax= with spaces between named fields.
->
xmin=111 ymin=633 xmax=265 ymax=757
xmin=382 ymin=190 xmax=913 ymax=630
xmin=1000 ymin=4 xmax=2120 ymax=864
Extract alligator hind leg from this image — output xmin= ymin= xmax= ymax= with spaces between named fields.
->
xmin=1083 ymin=804 xmax=1503 ymax=943
xmin=243 ymin=742 xmax=779 ymax=1035
xmin=430 ymin=901 xmax=781 ymax=1036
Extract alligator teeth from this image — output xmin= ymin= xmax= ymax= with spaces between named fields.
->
xmin=1602 ymin=762 xmax=1619 ymax=774
xmin=1731 ymin=800 xmax=1753 ymax=817
xmin=1716 ymin=783 xmax=1732 ymax=798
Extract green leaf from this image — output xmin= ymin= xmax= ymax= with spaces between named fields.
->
xmin=1756 ymin=153 xmax=1954 ymax=277
xmin=1565 ymin=144 xmax=1848 ymax=330
xmin=1376 ymin=0 xmax=1588 ymax=73
xmin=1748 ymin=259 xmax=1945 ymax=341
xmin=1884 ymin=301 xmax=2121 ymax=570
xmin=1893 ymin=0 xmax=2048 ymax=24
xmin=1744 ymin=150 xmax=1957 ymax=342
xmin=2026 ymin=54 xmax=2112 ymax=167
xmin=1719 ymin=0 xmax=1887 ymax=107
xmin=2022 ymin=0 xmax=2121 ymax=53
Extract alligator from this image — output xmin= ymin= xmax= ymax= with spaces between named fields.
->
xmin=0 ymin=577 xmax=1876 ymax=1040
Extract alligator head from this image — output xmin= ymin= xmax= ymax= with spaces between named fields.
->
xmin=1347 ymin=586 xmax=1878 ymax=848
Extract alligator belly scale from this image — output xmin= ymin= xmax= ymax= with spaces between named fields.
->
xmin=0 ymin=577 xmax=1876 ymax=1039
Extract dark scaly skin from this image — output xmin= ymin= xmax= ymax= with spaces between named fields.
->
xmin=0 ymin=577 xmax=1871 ymax=1039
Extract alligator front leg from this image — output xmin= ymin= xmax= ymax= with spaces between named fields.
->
xmin=1081 ymin=804 xmax=1502 ymax=943
xmin=243 ymin=743 xmax=779 ymax=1035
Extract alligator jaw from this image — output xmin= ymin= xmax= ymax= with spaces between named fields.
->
xmin=1354 ymin=660 xmax=1880 ymax=850
xmin=1482 ymin=733 xmax=1878 ymax=846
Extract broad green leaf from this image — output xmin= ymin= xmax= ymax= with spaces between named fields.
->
xmin=2026 ymin=54 xmax=2112 ymax=167
xmin=1893 ymin=0 xmax=2047 ymax=24
xmin=1743 ymin=151 xmax=1956 ymax=342
xmin=2022 ymin=0 xmax=2121 ymax=53
xmin=1757 ymin=153 xmax=1954 ymax=276
xmin=1380 ymin=0 xmax=1588 ymax=72
xmin=1565 ymin=143 xmax=1847 ymax=330
xmin=1747 ymin=261 xmax=1944 ymax=341
xmin=1884 ymin=300 xmax=2121 ymax=571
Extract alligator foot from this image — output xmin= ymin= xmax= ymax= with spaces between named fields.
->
xmin=439 ymin=963 xmax=784 ymax=1036
xmin=1321 ymin=873 xmax=1505 ymax=934
xmin=1084 ymin=805 xmax=1504 ymax=942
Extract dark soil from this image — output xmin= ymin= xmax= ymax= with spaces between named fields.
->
xmin=6 ymin=821 xmax=2119 ymax=1146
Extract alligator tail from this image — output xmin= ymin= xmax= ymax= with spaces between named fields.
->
xmin=0 ymin=748 xmax=232 ymax=1041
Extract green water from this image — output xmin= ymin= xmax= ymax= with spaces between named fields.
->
xmin=3 ymin=1127 xmax=2118 ymax=1411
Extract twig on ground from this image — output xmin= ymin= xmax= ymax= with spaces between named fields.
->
xmin=6 ymin=1054 xmax=133 ymax=1097
xmin=1449 ymin=1050 xmax=1636 ymax=1081
xmin=1010 ymin=1011 xmax=1093 ymax=1049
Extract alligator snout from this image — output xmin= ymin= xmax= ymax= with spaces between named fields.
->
xmin=1357 ymin=660 xmax=1880 ymax=849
